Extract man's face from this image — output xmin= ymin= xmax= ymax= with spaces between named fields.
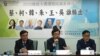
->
xmin=19 ymin=21 xmax=24 ymax=26
xmin=83 ymin=33 xmax=90 ymax=41
xmin=28 ymin=20 xmax=33 ymax=26
xmin=37 ymin=20 xmax=42 ymax=26
xmin=20 ymin=33 xmax=28 ymax=41
xmin=53 ymin=31 xmax=60 ymax=39
xmin=56 ymin=20 xmax=61 ymax=26
xmin=48 ymin=19 xmax=52 ymax=25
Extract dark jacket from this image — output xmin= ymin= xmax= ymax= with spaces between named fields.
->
xmin=76 ymin=39 xmax=96 ymax=54
xmin=47 ymin=37 xmax=67 ymax=52
xmin=53 ymin=25 xmax=61 ymax=30
xmin=14 ymin=39 xmax=34 ymax=53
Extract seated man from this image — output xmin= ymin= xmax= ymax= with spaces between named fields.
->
xmin=47 ymin=29 xmax=67 ymax=52
xmin=76 ymin=30 xmax=96 ymax=55
xmin=14 ymin=30 xmax=34 ymax=53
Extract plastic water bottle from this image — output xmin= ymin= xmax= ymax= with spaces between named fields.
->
xmin=55 ymin=42 xmax=59 ymax=50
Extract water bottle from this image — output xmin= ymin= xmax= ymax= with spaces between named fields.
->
xmin=55 ymin=41 xmax=59 ymax=50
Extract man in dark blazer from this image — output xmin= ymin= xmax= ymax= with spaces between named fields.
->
xmin=47 ymin=29 xmax=67 ymax=52
xmin=76 ymin=30 xmax=96 ymax=55
xmin=14 ymin=30 xmax=34 ymax=53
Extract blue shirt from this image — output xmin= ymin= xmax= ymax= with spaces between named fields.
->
xmin=25 ymin=25 xmax=34 ymax=29
xmin=15 ymin=26 xmax=24 ymax=30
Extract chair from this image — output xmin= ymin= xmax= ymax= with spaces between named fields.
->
xmin=44 ymin=41 xmax=47 ymax=51
xmin=33 ymin=40 xmax=38 ymax=50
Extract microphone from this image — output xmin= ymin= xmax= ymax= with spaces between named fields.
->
xmin=86 ymin=47 xmax=91 ymax=50
xmin=53 ymin=39 xmax=59 ymax=52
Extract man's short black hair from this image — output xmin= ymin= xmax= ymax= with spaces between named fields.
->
xmin=52 ymin=29 xmax=60 ymax=35
xmin=20 ymin=30 xmax=28 ymax=36
xmin=19 ymin=20 xmax=24 ymax=23
xmin=82 ymin=30 xmax=90 ymax=35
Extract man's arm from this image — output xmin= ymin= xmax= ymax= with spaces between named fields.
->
xmin=77 ymin=40 xmax=81 ymax=50
xmin=62 ymin=39 xmax=67 ymax=49
xmin=14 ymin=41 xmax=20 ymax=53
xmin=47 ymin=40 xmax=50 ymax=50
xmin=91 ymin=40 xmax=96 ymax=51
xmin=28 ymin=40 xmax=34 ymax=50
xmin=62 ymin=39 xmax=67 ymax=47
xmin=76 ymin=40 xmax=81 ymax=54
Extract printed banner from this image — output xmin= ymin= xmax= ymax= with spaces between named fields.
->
xmin=0 ymin=0 xmax=99 ymax=38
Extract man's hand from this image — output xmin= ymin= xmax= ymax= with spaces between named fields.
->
xmin=20 ymin=48 xmax=28 ymax=53
xmin=54 ymin=39 xmax=58 ymax=42
xmin=63 ymin=46 xmax=67 ymax=50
